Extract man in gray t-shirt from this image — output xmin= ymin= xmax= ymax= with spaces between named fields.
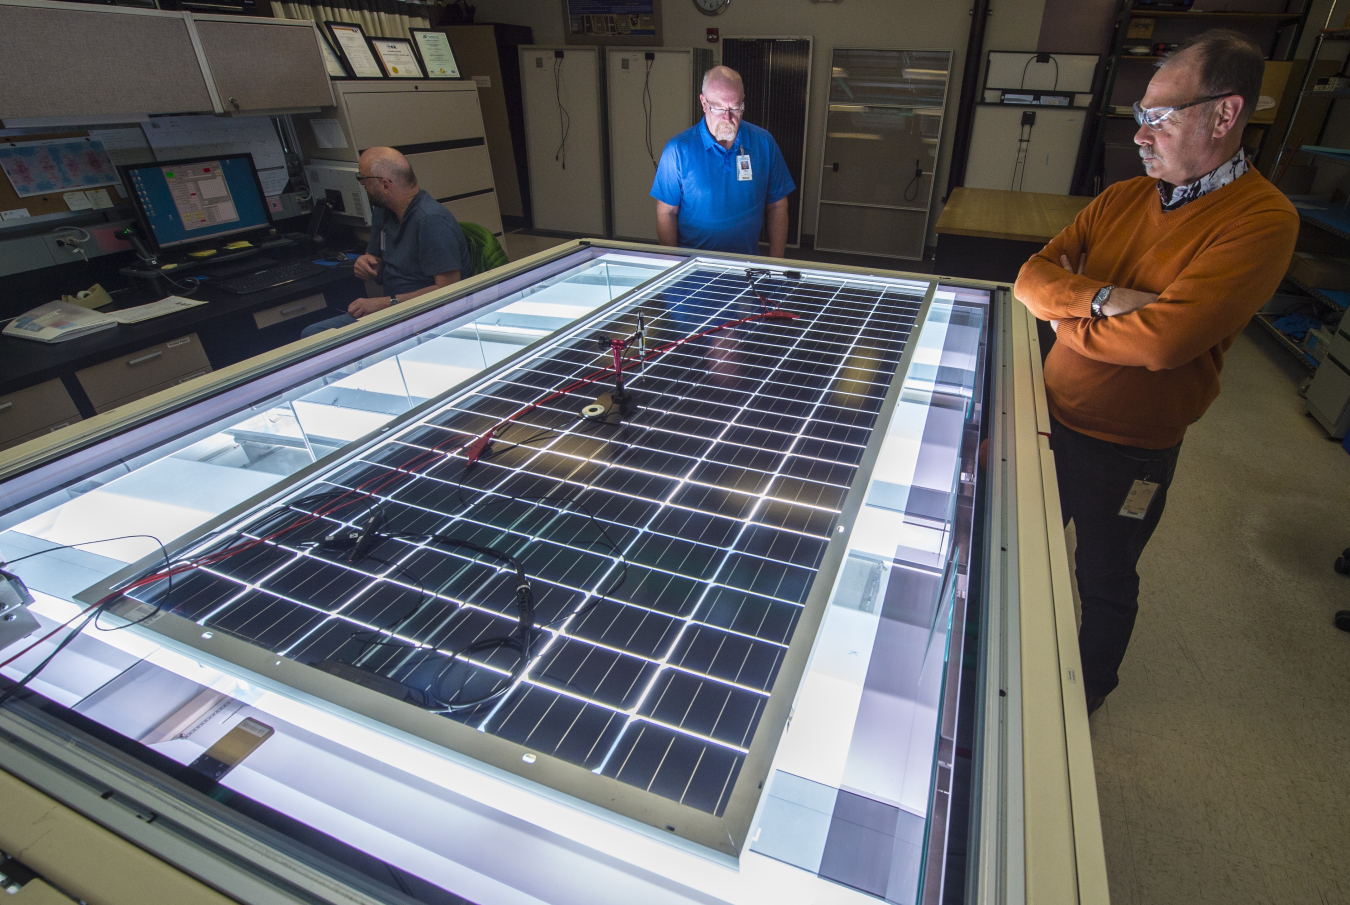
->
xmin=304 ymin=147 xmax=474 ymax=335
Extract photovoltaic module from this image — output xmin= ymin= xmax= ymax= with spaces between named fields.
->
xmin=124 ymin=260 xmax=927 ymax=841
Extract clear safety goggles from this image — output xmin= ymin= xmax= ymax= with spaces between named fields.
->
xmin=1133 ymin=93 xmax=1231 ymax=130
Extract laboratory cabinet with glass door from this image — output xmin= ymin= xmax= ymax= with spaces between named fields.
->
xmin=0 ymin=240 xmax=1108 ymax=905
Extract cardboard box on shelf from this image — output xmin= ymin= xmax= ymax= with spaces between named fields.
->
xmin=1290 ymin=252 xmax=1350 ymax=292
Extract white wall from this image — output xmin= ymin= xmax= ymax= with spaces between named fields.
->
xmin=476 ymin=0 xmax=1048 ymax=246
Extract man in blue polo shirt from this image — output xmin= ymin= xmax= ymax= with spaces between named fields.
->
xmin=651 ymin=66 xmax=795 ymax=257
xmin=303 ymin=147 xmax=473 ymax=335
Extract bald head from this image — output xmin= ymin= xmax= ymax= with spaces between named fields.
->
xmin=358 ymin=147 xmax=417 ymax=188
xmin=702 ymin=65 xmax=744 ymax=97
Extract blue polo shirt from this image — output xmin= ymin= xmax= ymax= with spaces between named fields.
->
xmin=365 ymin=189 xmax=474 ymax=297
xmin=650 ymin=121 xmax=795 ymax=255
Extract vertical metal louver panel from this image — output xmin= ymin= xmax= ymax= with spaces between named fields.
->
xmin=721 ymin=37 xmax=812 ymax=249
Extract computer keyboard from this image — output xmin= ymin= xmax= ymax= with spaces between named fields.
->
xmin=217 ymin=260 xmax=330 ymax=294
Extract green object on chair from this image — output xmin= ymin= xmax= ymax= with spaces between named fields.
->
xmin=460 ymin=221 xmax=509 ymax=276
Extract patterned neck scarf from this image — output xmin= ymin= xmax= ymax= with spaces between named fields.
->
xmin=1157 ymin=148 xmax=1248 ymax=212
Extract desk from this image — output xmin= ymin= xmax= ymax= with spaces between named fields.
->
xmin=934 ymin=187 xmax=1092 ymax=282
xmin=0 ymin=251 xmax=360 ymax=428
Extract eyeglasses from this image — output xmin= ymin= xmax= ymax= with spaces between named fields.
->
xmin=705 ymin=102 xmax=745 ymax=117
xmin=354 ymin=174 xmax=384 ymax=183
xmin=1133 ymin=93 xmax=1232 ymax=130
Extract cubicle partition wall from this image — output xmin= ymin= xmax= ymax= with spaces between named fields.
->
xmin=519 ymin=46 xmax=608 ymax=237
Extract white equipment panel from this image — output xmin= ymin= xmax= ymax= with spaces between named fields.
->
xmin=965 ymin=105 xmax=1088 ymax=196
xmin=607 ymin=48 xmax=698 ymax=242
xmin=520 ymin=46 xmax=607 ymax=236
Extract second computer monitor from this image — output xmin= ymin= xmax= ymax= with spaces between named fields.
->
xmin=120 ymin=154 xmax=272 ymax=253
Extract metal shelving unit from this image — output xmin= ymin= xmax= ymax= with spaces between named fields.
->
xmin=1269 ymin=22 xmax=1350 ymax=370
xmin=1079 ymin=0 xmax=1312 ymax=195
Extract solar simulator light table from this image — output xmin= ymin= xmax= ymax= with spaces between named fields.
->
xmin=0 ymin=240 xmax=1109 ymax=905
xmin=79 ymin=254 xmax=938 ymax=856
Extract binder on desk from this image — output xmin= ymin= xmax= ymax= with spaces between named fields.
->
xmin=3 ymin=300 xmax=117 ymax=343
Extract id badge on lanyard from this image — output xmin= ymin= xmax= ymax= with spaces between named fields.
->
xmin=736 ymin=152 xmax=753 ymax=181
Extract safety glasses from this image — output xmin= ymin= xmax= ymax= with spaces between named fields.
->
xmin=1133 ymin=93 xmax=1232 ymax=130
xmin=704 ymin=103 xmax=746 ymax=118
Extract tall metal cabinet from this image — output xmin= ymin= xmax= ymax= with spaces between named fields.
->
xmin=519 ymin=46 xmax=608 ymax=237
xmin=442 ymin=23 xmax=535 ymax=230
xmin=606 ymin=47 xmax=711 ymax=242
xmin=294 ymin=80 xmax=503 ymax=237
xmin=815 ymin=48 xmax=952 ymax=260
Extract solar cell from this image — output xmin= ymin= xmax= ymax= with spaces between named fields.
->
xmin=122 ymin=259 xmax=928 ymax=842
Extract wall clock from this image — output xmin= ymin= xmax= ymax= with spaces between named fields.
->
xmin=693 ymin=0 xmax=730 ymax=15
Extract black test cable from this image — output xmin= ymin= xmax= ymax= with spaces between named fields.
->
xmin=643 ymin=53 xmax=657 ymax=168
xmin=1020 ymin=53 xmax=1059 ymax=92
xmin=0 ymin=535 xmax=174 ymax=709
xmin=311 ymin=432 xmax=631 ymax=711
xmin=553 ymin=52 xmax=571 ymax=170
xmin=903 ymin=158 xmax=923 ymax=202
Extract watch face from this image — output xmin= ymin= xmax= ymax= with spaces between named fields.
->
xmin=694 ymin=0 xmax=728 ymax=14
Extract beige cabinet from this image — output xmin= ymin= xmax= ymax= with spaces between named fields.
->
xmin=0 ymin=2 xmax=213 ymax=120
xmin=0 ymin=1 xmax=331 ymax=120
xmin=0 ymin=380 xmax=82 ymax=453
xmin=192 ymin=16 xmax=334 ymax=114
xmin=295 ymin=81 xmax=504 ymax=236
xmin=76 ymin=334 xmax=212 ymax=414
xmin=252 ymin=292 xmax=327 ymax=330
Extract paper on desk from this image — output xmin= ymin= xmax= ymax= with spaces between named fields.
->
xmin=108 ymin=296 xmax=207 ymax=324
xmin=309 ymin=119 xmax=348 ymax=150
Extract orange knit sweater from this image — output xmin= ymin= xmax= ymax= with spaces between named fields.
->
xmin=1014 ymin=170 xmax=1298 ymax=449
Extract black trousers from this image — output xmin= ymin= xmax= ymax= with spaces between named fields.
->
xmin=1050 ymin=417 xmax=1182 ymax=699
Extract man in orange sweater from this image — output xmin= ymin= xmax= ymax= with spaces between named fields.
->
xmin=1014 ymin=30 xmax=1298 ymax=715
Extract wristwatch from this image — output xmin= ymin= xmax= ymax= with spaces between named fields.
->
xmin=388 ymin=294 xmax=399 ymax=307
xmin=1091 ymin=285 xmax=1113 ymax=318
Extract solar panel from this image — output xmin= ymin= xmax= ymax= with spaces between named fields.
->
xmin=118 ymin=259 xmax=930 ymax=850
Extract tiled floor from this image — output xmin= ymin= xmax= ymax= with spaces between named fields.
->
xmin=1088 ymin=325 xmax=1350 ymax=905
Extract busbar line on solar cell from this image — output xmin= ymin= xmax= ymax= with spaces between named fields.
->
xmin=125 ymin=263 xmax=926 ymax=819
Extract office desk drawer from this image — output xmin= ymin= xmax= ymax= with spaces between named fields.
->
xmin=77 ymin=334 xmax=212 ymax=414
xmin=253 ymin=293 xmax=327 ymax=329
xmin=0 ymin=379 xmax=82 ymax=451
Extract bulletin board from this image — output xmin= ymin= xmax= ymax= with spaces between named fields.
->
xmin=561 ymin=0 xmax=662 ymax=46
xmin=0 ymin=133 xmax=108 ymax=221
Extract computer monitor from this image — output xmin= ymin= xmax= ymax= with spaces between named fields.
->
xmin=119 ymin=154 xmax=272 ymax=253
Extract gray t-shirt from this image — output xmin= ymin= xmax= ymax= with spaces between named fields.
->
xmin=366 ymin=189 xmax=473 ymax=296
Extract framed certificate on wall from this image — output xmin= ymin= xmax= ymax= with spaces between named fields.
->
xmin=369 ymin=37 xmax=425 ymax=79
xmin=325 ymin=22 xmax=384 ymax=79
xmin=317 ymin=31 xmax=350 ymax=79
xmin=409 ymin=28 xmax=461 ymax=79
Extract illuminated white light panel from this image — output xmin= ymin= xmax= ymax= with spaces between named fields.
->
xmin=125 ymin=262 xmax=925 ymax=819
